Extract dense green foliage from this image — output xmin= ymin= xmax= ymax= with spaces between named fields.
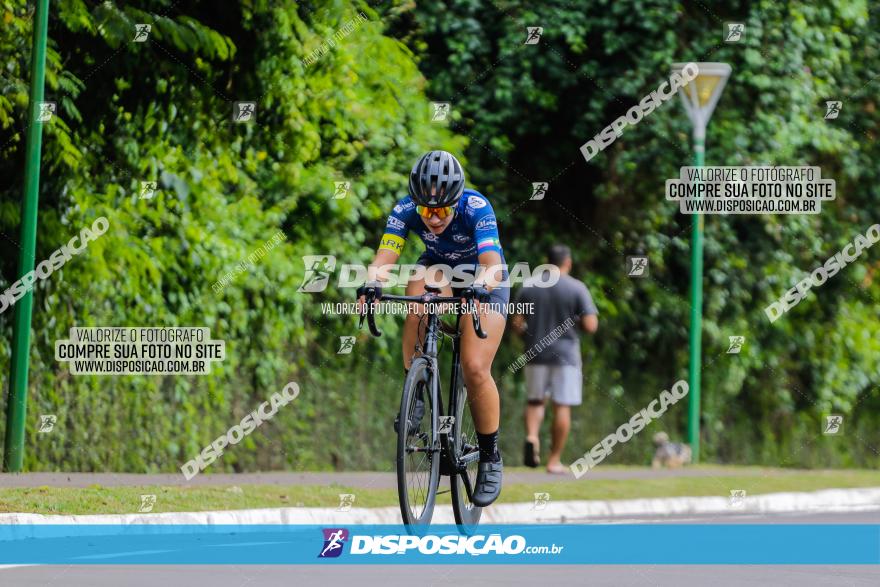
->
xmin=0 ymin=0 xmax=877 ymax=472
xmin=400 ymin=0 xmax=880 ymax=467
xmin=1 ymin=0 xmax=460 ymax=471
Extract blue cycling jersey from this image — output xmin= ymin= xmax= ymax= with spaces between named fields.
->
xmin=378 ymin=189 xmax=505 ymax=266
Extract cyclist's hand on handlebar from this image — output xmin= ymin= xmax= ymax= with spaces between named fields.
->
xmin=356 ymin=281 xmax=384 ymax=337
xmin=356 ymin=281 xmax=383 ymax=314
xmin=460 ymin=285 xmax=490 ymax=339
xmin=460 ymin=285 xmax=491 ymax=304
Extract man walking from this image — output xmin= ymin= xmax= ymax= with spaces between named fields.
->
xmin=512 ymin=245 xmax=598 ymax=474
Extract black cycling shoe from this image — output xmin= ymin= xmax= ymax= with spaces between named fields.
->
xmin=471 ymin=459 xmax=503 ymax=507
xmin=394 ymin=388 xmax=426 ymax=434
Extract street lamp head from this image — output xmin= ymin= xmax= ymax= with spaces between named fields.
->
xmin=671 ymin=62 xmax=732 ymax=136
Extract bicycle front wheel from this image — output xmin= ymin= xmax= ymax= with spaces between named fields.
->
xmin=397 ymin=359 xmax=440 ymax=528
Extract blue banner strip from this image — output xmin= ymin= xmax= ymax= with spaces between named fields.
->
xmin=0 ymin=524 xmax=877 ymax=564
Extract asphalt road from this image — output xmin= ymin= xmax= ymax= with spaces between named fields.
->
xmin=1 ymin=564 xmax=878 ymax=587
xmin=2 ymin=510 xmax=878 ymax=586
xmin=0 ymin=467 xmax=802 ymax=488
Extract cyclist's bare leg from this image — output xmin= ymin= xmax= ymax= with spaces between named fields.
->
xmin=401 ymin=276 xmax=424 ymax=370
xmin=460 ymin=309 xmax=506 ymax=434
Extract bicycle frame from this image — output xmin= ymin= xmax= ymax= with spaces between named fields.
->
xmin=417 ymin=310 xmax=479 ymax=499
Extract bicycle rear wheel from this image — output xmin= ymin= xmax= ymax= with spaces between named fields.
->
xmin=450 ymin=367 xmax=483 ymax=528
xmin=397 ymin=359 xmax=440 ymax=528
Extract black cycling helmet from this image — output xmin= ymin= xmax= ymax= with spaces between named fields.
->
xmin=408 ymin=150 xmax=466 ymax=207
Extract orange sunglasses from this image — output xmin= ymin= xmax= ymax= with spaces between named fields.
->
xmin=416 ymin=205 xmax=454 ymax=219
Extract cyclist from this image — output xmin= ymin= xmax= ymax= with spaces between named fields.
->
xmin=357 ymin=150 xmax=508 ymax=507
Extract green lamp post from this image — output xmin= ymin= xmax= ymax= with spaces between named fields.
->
xmin=670 ymin=62 xmax=731 ymax=463
xmin=4 ymin=0 xmax=51 ymax=472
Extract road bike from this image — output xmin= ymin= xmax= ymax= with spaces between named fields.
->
xmin=358 ymin=285 xmax=485 ymax=530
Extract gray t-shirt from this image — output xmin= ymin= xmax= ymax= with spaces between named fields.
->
xmin=515 ymin=273 xmax=597 ymax=367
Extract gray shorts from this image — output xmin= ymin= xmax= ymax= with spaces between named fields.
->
xmin=525 ymin=364 xmax=582 ymax=406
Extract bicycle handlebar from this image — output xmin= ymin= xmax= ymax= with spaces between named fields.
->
xmin=357 ymin=291 xmax=488 ymax=339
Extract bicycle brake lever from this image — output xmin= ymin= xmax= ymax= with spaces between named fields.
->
xmin=470 ymin=299 xmax=488 ymax=339
xmin=367 ymin=306 xmax=382 ymax=337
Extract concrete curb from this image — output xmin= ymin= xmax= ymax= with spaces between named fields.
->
xmin=1 ymin=487 xmax=878 ymax=529
xmin=489 ymin=487 xmax=880 ymax=523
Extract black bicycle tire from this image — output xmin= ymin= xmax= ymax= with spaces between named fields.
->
xmin=396 ymin=358 xmax=440 ymax=528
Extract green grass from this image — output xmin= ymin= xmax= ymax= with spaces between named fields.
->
xmin=1 ymin=467 xmax=878 ymax=515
